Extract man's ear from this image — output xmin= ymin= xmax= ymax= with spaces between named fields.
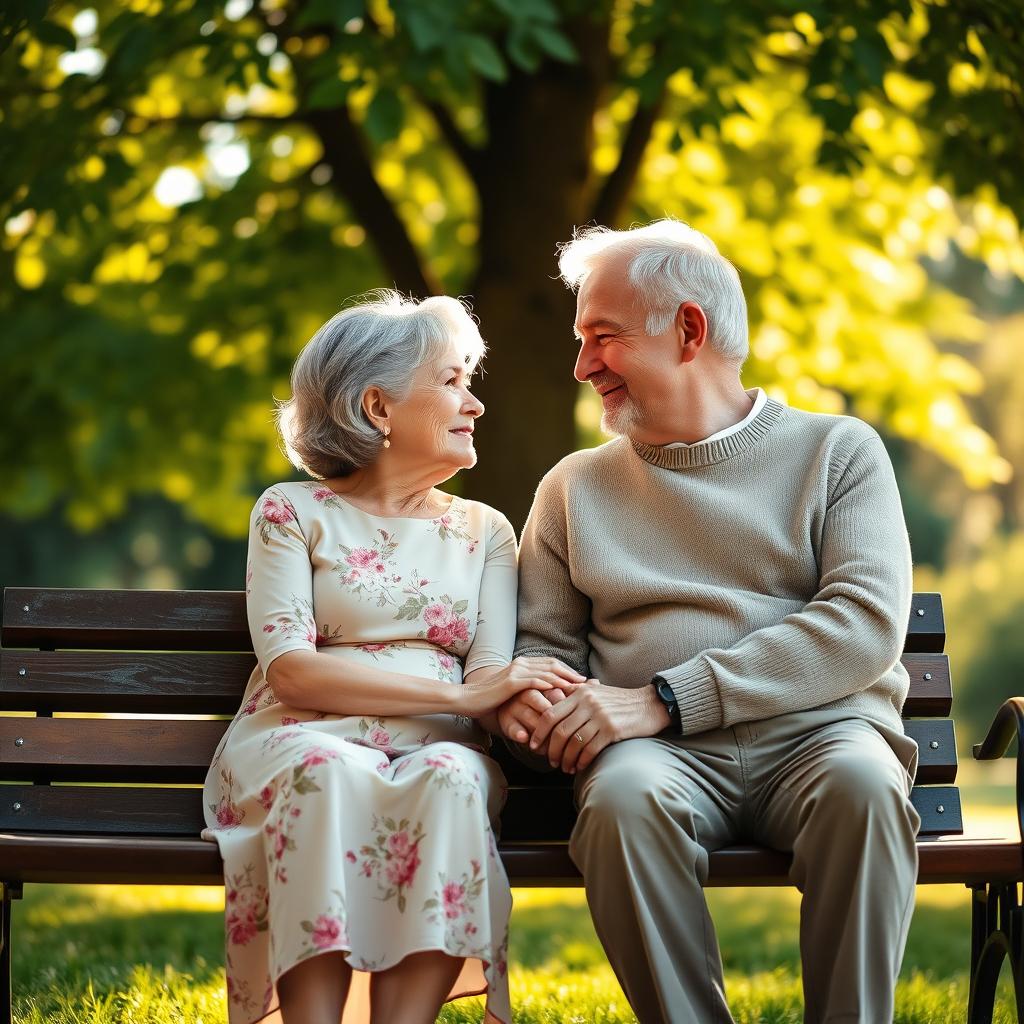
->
xmin=675 ymin=302 xmax=708 ymax=364
xmin=362 ymin=387 xmax=391 ymax=432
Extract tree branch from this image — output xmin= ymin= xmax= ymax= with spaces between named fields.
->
xmin=419 ymin=95 xmax=481 ymax=182
xmin=589 ymin=85 xmax=666 ymax=226
xmin=307 ymin=104 xmax=437 ymax=296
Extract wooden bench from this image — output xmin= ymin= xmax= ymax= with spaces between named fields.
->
xmin=1 ymin=587 xmax=1022 ymax=1023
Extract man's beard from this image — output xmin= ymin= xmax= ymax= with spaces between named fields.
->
xmin=600 ymin=394 xmax=637 ymax=438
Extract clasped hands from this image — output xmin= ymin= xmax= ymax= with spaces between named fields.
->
xmin=497 ymin=657 xmax=670 ymax=775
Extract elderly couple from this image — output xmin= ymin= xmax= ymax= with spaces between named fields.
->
xmin=203 ymin=219 xmax=920 ymax=1024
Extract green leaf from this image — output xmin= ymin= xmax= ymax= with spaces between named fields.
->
xmin=453 ymin=599 xmax=469 ymax=614
xmin=507 ymin=26 xmax=541 ymax=72
xmin=464 ymin=33 xmax=507 ymax=82
xmin=404 ymin=9 xmax=447 ymax=53
xmin=33 ymin=20 xmax=76 ymax=50
xmin=293 ymin=776 xmax=322 ymax=795
xmin=531 ymin=24 xmax=577 ymax=64
xmin=307 ymin=76 xmax=350 ymax=110
xmin=364 ymin=87 xmax=404 ymax=143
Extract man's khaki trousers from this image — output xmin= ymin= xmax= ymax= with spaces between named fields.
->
xmin=569 ymin=708 xmax=921 ymax=1024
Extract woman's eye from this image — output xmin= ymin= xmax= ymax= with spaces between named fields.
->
xmin=447 ymin=378 xmax=458 ymax=386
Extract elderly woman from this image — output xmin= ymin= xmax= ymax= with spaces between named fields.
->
xmin=202 ymin=291 xmax=583 ymax=1024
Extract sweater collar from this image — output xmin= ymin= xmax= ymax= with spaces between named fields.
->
xmin=630 ymin=398 xmax=787 ymax=469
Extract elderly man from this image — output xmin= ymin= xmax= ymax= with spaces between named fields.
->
xmin=498 ymin=220 xmax=921 ymax=1024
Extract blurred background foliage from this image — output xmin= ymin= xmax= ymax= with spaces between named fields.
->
xmin=1 ymin=0 xmax=1024 ymax=749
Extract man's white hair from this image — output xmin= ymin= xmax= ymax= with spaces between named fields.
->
xmin=557 ymin=219 xmax=748 ymax=361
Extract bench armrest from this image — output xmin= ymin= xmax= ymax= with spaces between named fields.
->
xmin=973 ymin=697 xmax=1024 ymax=843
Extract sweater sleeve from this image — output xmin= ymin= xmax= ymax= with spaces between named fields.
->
xmin=514 ymin=470 xmax=593 ymax=677
xmin=658 ymin=435 xmax=913 ymax=734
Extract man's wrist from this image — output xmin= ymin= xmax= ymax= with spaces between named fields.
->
xmin=651 ymin=675 xmax=682 ymax=731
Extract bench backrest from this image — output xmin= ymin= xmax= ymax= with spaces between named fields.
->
xmin=0 ymin=589 xmax=961 ymax=841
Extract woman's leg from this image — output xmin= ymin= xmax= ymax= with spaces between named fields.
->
xmin=369 ymin=951 xmax=465 ymax=1024
xmin=278 ymin=952 xmax=352 ymax=1024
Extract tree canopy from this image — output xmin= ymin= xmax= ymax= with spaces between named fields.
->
xmin=2 ymin=0 xmax=1023 ymax=531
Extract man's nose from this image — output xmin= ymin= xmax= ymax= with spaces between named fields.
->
xmin=574 ymin=338 xmax=604 ymax=383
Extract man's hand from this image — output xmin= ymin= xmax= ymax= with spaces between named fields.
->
xmin=529 ymin=681 xmax=670 ymax=774
xmin=497 ymin=687 xmax=569 ymax=745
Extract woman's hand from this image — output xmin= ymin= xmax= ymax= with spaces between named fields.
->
xmin=459 ymin=657 xmax=586 ymax=718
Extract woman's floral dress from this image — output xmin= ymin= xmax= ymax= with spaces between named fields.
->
xmin=202 ymin=481 xmax=518 ymax=1024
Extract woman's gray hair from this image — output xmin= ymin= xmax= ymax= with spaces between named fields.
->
xmin=276 ymin=290 xmax=484 ymax=479
xmin=557 ymin=219 xmax=748 ymax=361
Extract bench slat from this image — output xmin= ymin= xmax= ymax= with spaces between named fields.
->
xmin=0 ymin=651 xmax=255 ymax=714
xmin=0 ymin=716 xmax=958 ymax=785
xmin=0 ymin=832 xmax=1013 ymax=889
xmin=0 ymin=782 xmax=964 ymax=839
xmin=0 ymin=648 xmax=951 ymax=718
xmin=3 ymin=588 xmax=946 ymax=654
xmin=0 ymin=718 xmax=227 ymax=783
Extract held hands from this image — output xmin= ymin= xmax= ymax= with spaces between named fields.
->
xmin=459 ymin=656 xmax=586 ymax=719
xmin=511 ymin=679 xmax=670 ymax=775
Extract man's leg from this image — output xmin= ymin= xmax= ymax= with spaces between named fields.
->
xmin=570 ymin=735 xmax=741 ymax=1024
xmin=755 ymin=717 xmax=920 ymax=1024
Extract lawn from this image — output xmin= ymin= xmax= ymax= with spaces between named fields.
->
xmin=10 ymin=765 xmax=1020 ymax=1023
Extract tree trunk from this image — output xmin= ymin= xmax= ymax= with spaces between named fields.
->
xmin=464 ymin=18 xmax=610 ymax=531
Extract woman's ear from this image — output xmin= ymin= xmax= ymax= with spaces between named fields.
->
xmin=675 ymin=301 xmax=708 ymax=364
xmin=362 ymin=387 xmax=391 ymax=432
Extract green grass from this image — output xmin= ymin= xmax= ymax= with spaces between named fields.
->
xmin=10 ymin=781 xmax=1021 ymax=1022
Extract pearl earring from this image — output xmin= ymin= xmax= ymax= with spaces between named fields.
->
xmin=382 ymin=427 xmax=391 ymax=449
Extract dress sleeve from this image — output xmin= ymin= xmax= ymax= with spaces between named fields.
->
xmin=245 ymin=486 xmax=318 ymax=677
xmin=463 ymin=509 xmax=518 ymax=675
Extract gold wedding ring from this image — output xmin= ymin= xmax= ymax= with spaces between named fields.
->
xmin=574 ymin=732 xmax=584 ymax=744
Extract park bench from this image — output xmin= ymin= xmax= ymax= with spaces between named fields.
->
xmin=0 ymin=587 xmax=1022 ymax=1023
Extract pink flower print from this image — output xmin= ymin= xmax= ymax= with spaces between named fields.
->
xmin=386 ymin=845 xmax=421 ymax=889
xmin=257 ymin=784 xmax=277 ymax=811
xmin=311 ymin=914 xmax=344 ymax=949
xmin=261 ymin=497 xmax=293 ymax=524
xmin=227 ymin=907 xmax=259 ymax=946
xmin=468 ymin=542 xmax=477 ymax=554
xmin=262 ymin=623 xmax=275 ymax=634
xmin=423 ymin=603 xmax=448 ymax=627
xmin=346 ymin=548 xmax=376 ymax=569
xmin=368 ymin=727 xmax=391 ymax=748
xmin=392 ymin=575 xmax=401 ymax=582
xmin=274 ymin=830 xmax=288 ymax=860
xmin=439 ymin=515 xmax=452 ymax=527
xmin=384 ymin=830 xmax=422 ymax=889
xmin=442 ymin=881 xmax=467 ymax=919
xmin=360 ymin=643 xmax=389 ymax=653
xmin=312 ymin=487 xmax=334 ymax=502
xmin=214 ymin=798 xmax=244 ymax=828
xmin=281 ymin=716 xmax=298 ymax=726
xmin=376 ymin=760 xmax=389 ymax=776
xmin=361 ymin=860 xmax=373 ymax=877
xmin=471 ymin=858 xmax=481 ymax=875
xmin=345 ymin=850 xmax=357 ymax=863
xmin=344 ymin=570 xmax=360 ymax=584
xmin=301 ymin=746 xmax=337 ymax=767
xmin=438 ymin=653 xmax=454 ymax=670
xmin=387 ymin=830 xmax=412 ymax=858
xmin=420 ymin=579 xmax=429 ymax=587
xmin=465 ymin=921 xmax=478 ymax=935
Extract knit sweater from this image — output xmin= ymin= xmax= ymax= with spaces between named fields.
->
xmin=514 ymin=397 xmax=914 ymax=737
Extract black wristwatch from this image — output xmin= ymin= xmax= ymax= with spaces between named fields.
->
xmin=652 ymin=675 xmax=682 ymax=731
